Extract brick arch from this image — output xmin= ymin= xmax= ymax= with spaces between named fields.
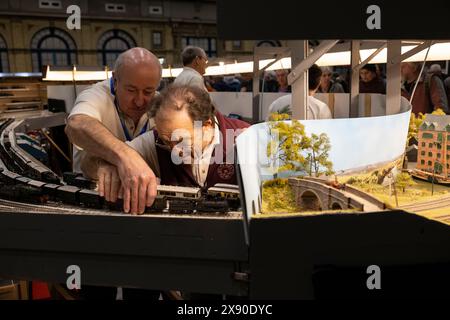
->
xmin=331 ymin=201 xmax=343 ymax=210
xmin=299 ymin=190 xmax=323 ymax=211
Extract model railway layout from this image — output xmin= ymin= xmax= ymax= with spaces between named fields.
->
xmin=411 ymin=168 xmax=450 ymax=186
xmin=0 ymin=118 xmax=242 ymax=214
xmin=0 ymin=112 xmax=449 ymax=299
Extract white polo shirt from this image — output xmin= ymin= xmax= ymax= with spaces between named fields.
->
xmin=266 ymin=94 xmax=332 ymax=120
xmin=127 ymin=116 xmax=220 ymax=187
xmin=68 ymin=79 xmax=154 ymax=172
xmin=173 ymin=67 xmax=207 ymax=91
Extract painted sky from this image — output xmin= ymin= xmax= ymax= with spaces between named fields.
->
xmin=236 ymin=104 xmax=411 ymax=218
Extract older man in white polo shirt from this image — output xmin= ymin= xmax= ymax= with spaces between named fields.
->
xmin=65 ymin=47 xmax=161 ymax=214
xmin=174 ymin=46 xmax=208 ymax=91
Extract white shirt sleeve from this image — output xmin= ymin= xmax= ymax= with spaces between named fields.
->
xmin=68 ymin=84 xmax=107 ymax=121
xmin=69 ymin=100 xmax=103 ymax=121
xmin=126 ymin=131 xmax=160 ymax=178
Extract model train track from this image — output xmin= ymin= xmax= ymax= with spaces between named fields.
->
xmin=0 ymin=117 xmax=243 ymax=215
xmin=399 ymin=194 xmax=450 ymax=212
xmin=0 ymin=198 xmax=242 ymax=219
xmin=0 ymin=198 xmax=103 ymax=214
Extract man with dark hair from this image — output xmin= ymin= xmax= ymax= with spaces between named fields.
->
xmin=307 ymin=64 xmax=332 ymax=119
xmin=174 ymin=46 xmax=208 ymax=91
xmin=359 ymin=64 xmax=386 ymax=94
xmin=87 ymin=85 xmax=250 ymax=202
xmin=308 ymin=64 xmax=322 ymax=90
xmin=267 ymin=64 xmax=332 ymax=120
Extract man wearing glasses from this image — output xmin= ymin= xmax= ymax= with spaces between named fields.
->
xmin=174 ymin=46 xmax=208 ymax=91
xmin=89 ymin=84 xmax=249 ymax=207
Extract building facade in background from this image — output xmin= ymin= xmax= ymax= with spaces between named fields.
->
xmin=0 ymin=0 xmax=256 ymax=72
xmin=417 ymin=114 xmax=450 ymax=178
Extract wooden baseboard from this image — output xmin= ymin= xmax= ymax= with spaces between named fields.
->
xmin=0 ymin=283 xmax=19 ymax=300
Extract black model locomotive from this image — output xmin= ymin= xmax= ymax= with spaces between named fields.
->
xmin=0 ymin=118 xmax=241 ymax=214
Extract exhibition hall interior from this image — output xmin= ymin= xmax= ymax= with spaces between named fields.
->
xmin=0 ymin=0 xmax=449 ymax=300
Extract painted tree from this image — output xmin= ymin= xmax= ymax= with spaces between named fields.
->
xmin=395 ymin=172 xmax=415 ymax=193
xmin=407 ymin=112 xmax=424 ymax=144
xmin=267 ymin=113 xmax=311 ymax=178
xmin=306 ymin=133 xmax=334 ymax=177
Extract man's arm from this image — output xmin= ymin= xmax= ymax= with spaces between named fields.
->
xmin=65 ymin=114 xmax=156 ymax=214
xmin=430 ymin=76 xmax=449 ymax=113
xmin=65 ymin=114 xmax=127 ymax=163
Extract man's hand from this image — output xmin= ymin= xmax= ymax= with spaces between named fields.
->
xmin=97 ymin=160 xmax=122 ymax=204
xmin=116 ymin=148 xmax=157 ymax=214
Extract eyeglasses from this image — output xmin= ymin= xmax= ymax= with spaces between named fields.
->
xmin=198 ymin=56 xmax=208 ymax=64
xmin=155 ymin=136 xmax=172 ymax=152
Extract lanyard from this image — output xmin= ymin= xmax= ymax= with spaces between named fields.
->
xmin=110 ymin=77 xmax=148 ymax=141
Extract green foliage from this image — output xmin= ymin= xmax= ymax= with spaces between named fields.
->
xmin=395 ymin=172 xmax=416 ymax=193
xmin=306 ymin=133 xmax=334 ymax=177
xmin=267 ymin=118 xmax=311 ymax=176
xmin=266 ymin=117 xmax=334 ymax=178
xmin=434 ymin=161 xmax=443 ymax=175
xmin=263 ymin=178 xmax=288 ymax=188
xmin=268 ymin=112 xmax=291 ymax=121
xmin=408 ymin=112 xmax=425 ymax=144
xmin=432 ymin=108 xmax=446 ymax=116
xmin=347 ymin=174 xmax=379 ymax=187
xmin=262 ymin=180 xmax=297 ymax=213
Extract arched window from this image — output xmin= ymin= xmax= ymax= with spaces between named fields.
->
xmin=97 ymin=30 xmax=136 ymax=69
xmin=31 ymin=28 xmax=77 ymax=72
xmin=181 ymin=36 xmax=217 ymax=57
xmin=0 ymin=35 xmax=9 ymax=72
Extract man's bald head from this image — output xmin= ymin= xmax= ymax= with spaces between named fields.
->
xmin=112 ymin=48 xmax=162 ymax=125
xmin=114 ymin=47 xmax=162 ymax=80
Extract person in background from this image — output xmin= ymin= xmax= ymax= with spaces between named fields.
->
xmin=334 ymin=70 xmax=349 ymax=93
xmin=266 ymin=64 xmax=332 ymax=120
xmin=401 ymin=62 xmax=449 ymax=114
xmin=359 ymin=64 xmax=386 ymax=94
xmin=239 ymin=73 xmax=253 ymax=92
xmin=428 ymin=64 xmax=447 ymax=81
xmin=223 ymin=75 xmax=241 ymax=91
xmin=263 ymin=71 xmax=279 ymax=92
xmin=204 ymin=76 xmax=216 ymax=92
xmin=444 ymin=76 xmax=450 ymax=109
xmin=174 ymin=46 xmax=208 ymax=91
xmin=276 ymin=69 xmax=291 ymax=92
xmin=318 ymin=66 xmax=344 ymax=93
